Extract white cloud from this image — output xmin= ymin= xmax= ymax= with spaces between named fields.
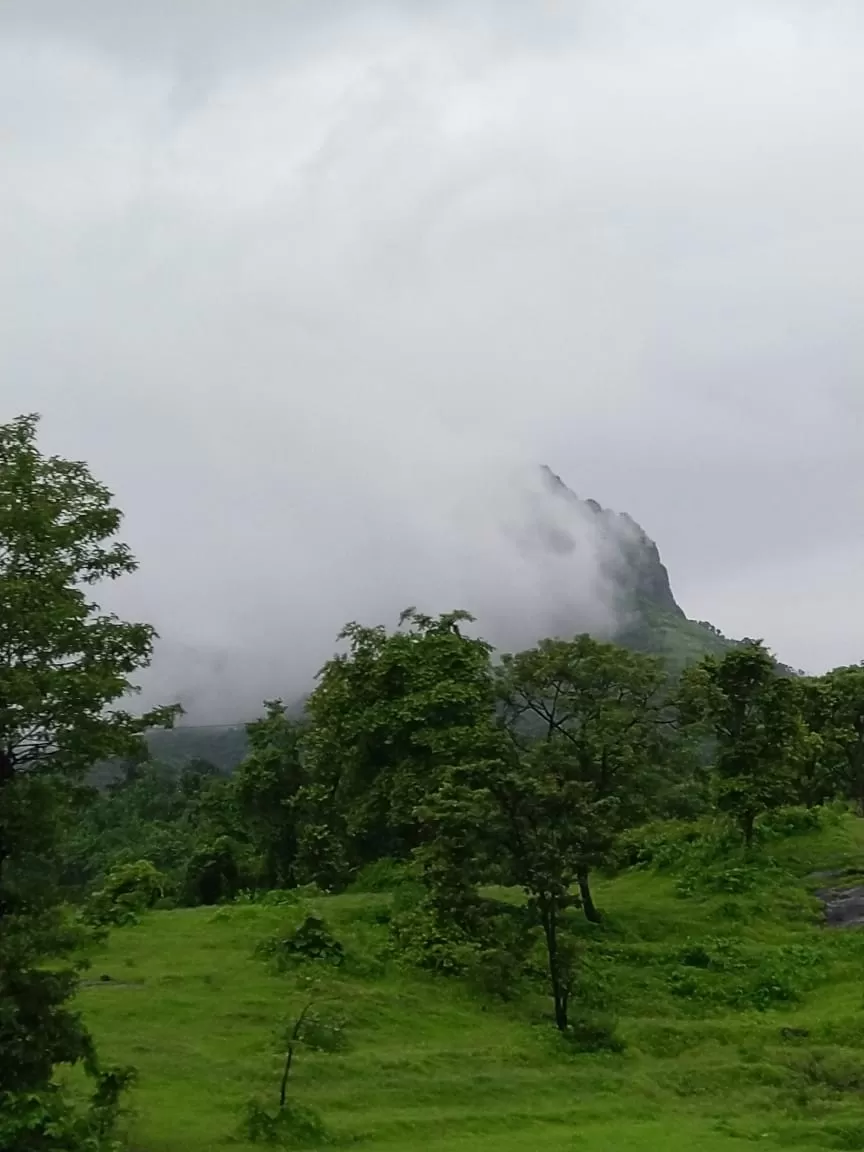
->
xmin=2 ymin=0 xmax=864 ymax=715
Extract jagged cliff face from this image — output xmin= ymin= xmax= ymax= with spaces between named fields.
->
xmin=538 ymin=465 xmax=683 ymax=622
xmin=536 ymin=465 xmax=729 ymax=668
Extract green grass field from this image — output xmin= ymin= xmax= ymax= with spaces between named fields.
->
xmin=75 ymin=813 xmax=864 ymax=1152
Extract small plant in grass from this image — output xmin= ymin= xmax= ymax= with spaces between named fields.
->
xmin=241 ymin=1098 xmax=329 ymax=1148
xmin=241 ymin=979 xmax=345 ymax=1148
xmin=560 ymin=1009 xmax=626 ymax=1054
xmin=256 ymin=915 xmax=344 ymax=972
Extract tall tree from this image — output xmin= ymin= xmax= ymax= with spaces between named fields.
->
xmin=300 ymin=608 xmax=497 ymax=884
xmin=678 ymin=640 xmax=806 ymax=846
xmin=496 ymin=634 xmax=670 ymax=923
xmin=423 ymin=634 xmax=668 ymax=1031
xmin=0 ymin=413 xmax=177 ymax=1149
xmin=235 ymin=700 xmax=306 ymax=888
xmin=802 ymin=665 xmax=864 ymax=812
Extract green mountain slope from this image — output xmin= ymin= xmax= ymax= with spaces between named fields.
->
xmin=75 ymin=812 xmax=864 ymax=1152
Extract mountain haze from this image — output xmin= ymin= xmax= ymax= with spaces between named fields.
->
xmin=145 ymin=468 xmax=731 ymax=769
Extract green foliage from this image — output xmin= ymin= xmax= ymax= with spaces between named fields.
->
xmin=679 ymin=641 xmax=810 ymax=845
xmin=67 ymin=812 xmax=864 ymax=1152
xmin=240 ymin=1098 xmax=330 ymax=1148
xmin=0 ymin=1065 xmax=135 ymax=1152
xmin=66 ymin=757 xmax=243 ymax=906
xmin=257 ymin=916 xmax=345 ymax=971
xmin=561 ymin=1010 xmax=626 ymax=1053
xmin=801 ymin=665 xmax=864 ymax=811
xmin=613 ymin=817 xmax=714 ymax=870
xmin=416 ymin=633 xmax=672 ymax=1029
xmin=615 ymin=605 xmax=733 ymax=674
xmin=235 ymin=702 xmax=306 ymax=888
xmin=0 ymin=414 xmax=179 ymax=785
xmin=65 ymin=761 xmax=193 ymax=889
xmin=347 ymin=858 xmax=412 ymax=893
xmin=183 ymin=835 xmax=243 ymax=906
xmin=389 ymin=887 xmax=475 ymax=974
xmin=0 ymin=413 xmax=176 ymax=1147
xmin=297 ymin=1009 xmax=349 ymax=1054
xmin=144 ymin=724 xmax=251 ymax=773
xmin=84 ymin=859 xmax=168 ymax=927
xmin=389 ymin=888 xmax=527 ymax=991
xmin=300 ymin=608 xmax=499 ymax=882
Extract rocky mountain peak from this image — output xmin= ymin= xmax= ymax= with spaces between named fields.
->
xmin=539 ymin=464 xmax=684 ymax=622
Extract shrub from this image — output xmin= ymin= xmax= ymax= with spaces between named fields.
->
xmin=389 ymin=899 xmax=480 ymax=975
xmin=824 ymin=1122 xmax=864 ymax=1150
xmin=613 ymin=820 xmax=707 ymax=871
xmin=760 ymin=805 xmax=824 ymax=840
xmin=257 ymin=916 xmax=344 ymax=971
xmin=562 ymin=1010 xmax=625 ymax=1053
xmin=664 ymin=940 xmax=816 ymax=1012
xmin=296 ymin=1010 xmax=349 ymax=1054
xmin=786 ymin=1049 xmax=864 ymax=1111
xmin=84 ymin=860 xmax=168 ymax=927
xmin=348 ymin=858 xmax=412 ymax=893
xmin=183 ymin=837 xmax=241 ymax=906
xmin=241 ymin=1098 xmax=329 ymax=1147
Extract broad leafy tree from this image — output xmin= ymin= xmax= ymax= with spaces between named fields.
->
xmin=0 ymin=414 xmax=177 ymax=1148
xmin=496 ymin=634 xmax=670 ymax=923
xmin=802 ymin=665 xmax=864 ymax=812
xmin=494 ymin=635 xmax=667 ymax=1027
xmin=300 ymin=609 xmax=498 ymax=885
xmin=422 ymin=634 xmax=668 ymax=1031
xmin=678 ymin=640 xmax=806 ymax=845
xmin=235 ymin=701 xmax=306 ymax=888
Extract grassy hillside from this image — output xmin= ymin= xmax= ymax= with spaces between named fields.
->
xmin=74 ymin=813 xmax=864 ymax=1152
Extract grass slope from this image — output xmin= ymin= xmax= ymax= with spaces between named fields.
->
xmin=76 ymin=813 xmax=864 ymax=1152
xmin=616 ymin=606 xmax=733 ymax=673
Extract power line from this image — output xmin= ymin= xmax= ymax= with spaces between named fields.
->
xmin=148 ymin=723 xmax=249 ymax=733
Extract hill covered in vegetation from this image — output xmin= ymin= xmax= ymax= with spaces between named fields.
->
xmin=75 ymin=811 xmax=864 ymax=1152
xmin=14 ymin=414 xmax=854 ymax=1152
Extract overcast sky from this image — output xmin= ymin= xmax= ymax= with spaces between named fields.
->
xmin=2 ymin=1 xmax=863 ymax=716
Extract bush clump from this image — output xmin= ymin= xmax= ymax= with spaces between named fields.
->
xmin=561 ymin=1010 xmax=626 ymax=1053
xmin=257 ymin=916 xmax=345 ymax=971
xmin=241 ymin=1098 xmax=330 ymax=1147
xmin=84 ymin=860 xmax=168 ymax=927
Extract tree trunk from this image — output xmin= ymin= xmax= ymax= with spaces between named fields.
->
xmin=279 ymin=1001 xmax=313 ymax=1108
xmin=553 ymin=985 xmax=569 ymax=1032
xmin=0 ymin=744 xmax=14 ymax=921
xmin=577 ymin=870 xmax=601 ymax=924
xmin=540 ymin=900 xmax=568 ymax=1032
xmin=742 ymin=809 xmax=756 ymax=849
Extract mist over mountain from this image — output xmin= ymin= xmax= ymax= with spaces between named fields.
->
xmin=141 ymin=462 xmax=728 ymax=753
